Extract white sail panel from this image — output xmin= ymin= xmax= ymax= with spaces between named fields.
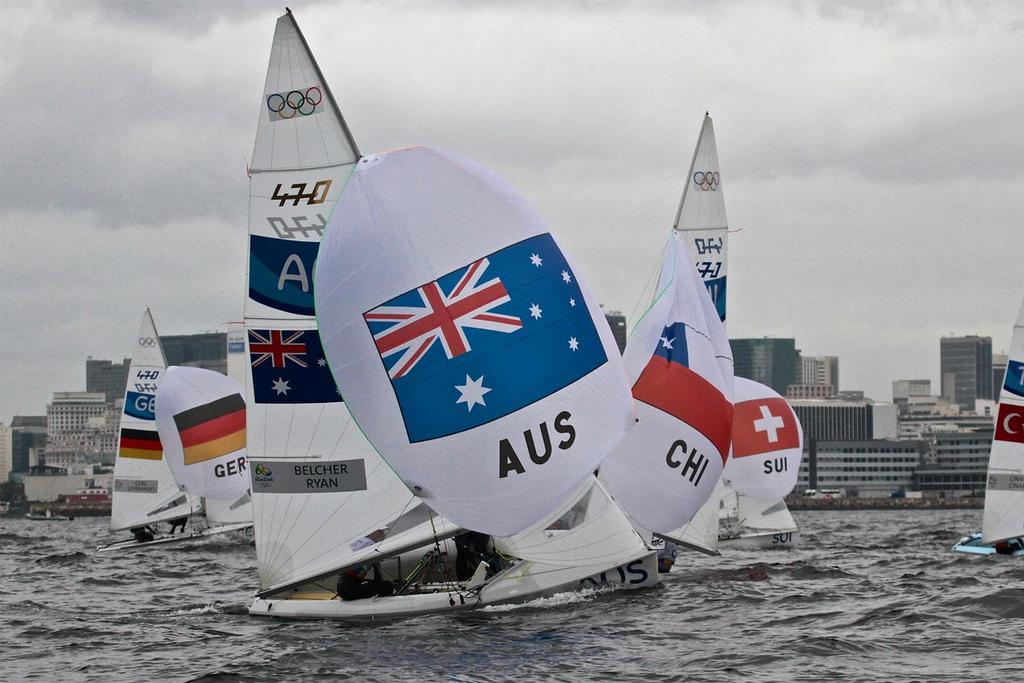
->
xmin=494 ymin=478 xmax=646 ymax=568
xmin=982 ymin=295 xmax=1024 ymax=544
xmin=601 ymin=231 xmax=734 ymax=533
xmin=251 ymin=12 xmax=358 ymax=173
xmin=155 ymin=367 xmax=249 ymax=501
xmin=675 ymin=113 xmax=728 ymax=323
xmin=735 ymin=494 xmax=798 ymax=534
xmin=205 ymin=494 xmax=253 ymax=527
xmin=313 ymin=147 xmax=633 ymax=537
xmin=666 ymin=479 xmax=723 ymax=554
xmin=725 ymin=377 xmax=803 ymax=500
xmin=111 ymin=310 xmax=199 ymax=531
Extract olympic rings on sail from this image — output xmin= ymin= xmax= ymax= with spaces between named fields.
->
xmin=266 ymin=86 xmax=323 ymax=119
xmin=138 ymin=337 xmax=157 ymax=347
xmin=693 ymin=170 xmax=720 ymax=191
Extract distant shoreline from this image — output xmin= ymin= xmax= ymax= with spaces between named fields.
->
xmin=786 ymin=497 xmax=983 ymax=511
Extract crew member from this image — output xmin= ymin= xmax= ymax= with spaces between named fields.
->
xmin=657 ymin=540 xmax=678 ymax=574
xmin=454 ymin=531 xmax=493 ymax=581
xmin=131 ymin=526 xmax=154 ymax=543
xmin=337 ymin=563 xmax=395 ymax=601
xmin=168 ymin=516 xmax=188 ymax=535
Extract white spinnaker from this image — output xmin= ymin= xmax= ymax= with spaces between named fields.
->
xmin=246 ymin=12 xmax=451 ymax=592
xmin=494 ymin=478 xmax=647 ymax=568
xmin=734 ymin=493 xmax=798 ymax=535
xmin=726 ymin=378 xmax=803 ymax=500
xmin=155 ymin=367 xmax=249 ymax=501
xmin=982 ymin=295 xmax=1024 ymax=544
xmin=600 ymin=231 xmax=734 ymax=533
xmin=111 ymin=310 xmax=199 ymax=531
xmin=314 ymin=146 xmax=632 ymax=537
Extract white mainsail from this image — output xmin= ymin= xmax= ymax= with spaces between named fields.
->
xmin=110 ymin=309 xmax=199 ymax=531
xmin=313 ymin=146 xmax=633 ymax=537
xmin=981 ymin=296 xmax=1024 ymax=544
xmin=246 ymin=12 xmax=449 ymax=594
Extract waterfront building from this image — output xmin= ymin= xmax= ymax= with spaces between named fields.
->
xmin=44 ymin=392 xmax=115 ymax=468
xmin=790 ymin=399 xmax=898 ymax=442
xmin=992 ymin=353 xmax=1008 ymax=400
xmin=915 ymin=429 xmax=993 ymax=497
xmin=10 ymin=416 xmax=46 ymax=474
xmin=160 ymin=332 xmax=228 ymax=375
xmin=85 ymin=357 xmax=131 ymax=403
xmin=892 ymin=379 xmax=931 ymax=415
xmin=786 ymin=384 xmax=834 ymax=400
xmin=0 ymin=425 xmax=11 ymax=483
xmin=23 ymin=463 xmax=113 ymax=502
xmin=604 ymin=310 xmax=627 ymax=354
xmin=940 ymin=335 xmax=992 ymax=410
xmin=798 ymin=439 xmax=925 ymax=497
xmin=730 ymin=337 xmax=798 ymax=395
xmin=800 ymin=355 xmax=839 ymax=395
xmin=897 ymin=409 xmax=993 ymax=440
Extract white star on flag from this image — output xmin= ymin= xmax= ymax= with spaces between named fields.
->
xmin=455 ymin=374 xmax=491 ymax=412
xmin=317 ymin=358 xmax=327 ymax=367
xmin=530 ymin=253 xmax=543 ymax=267
xmin=660 ymin=336 xmax=674 ymax=349
xmin=272 ymin=378 xmax=291 ymax=395
xmin=561 ymin=270 xmax=572 ymax=283
xmin=569 ymin=297 xmax=576 ymax=307
xmin=568 ymin=337 xmax=579 ymax=351
xmin=529 ymin=303 xmax=542 ymax=319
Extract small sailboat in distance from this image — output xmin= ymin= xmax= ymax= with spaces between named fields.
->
xmin=953 ymin=295 xmax=1024 ymax=557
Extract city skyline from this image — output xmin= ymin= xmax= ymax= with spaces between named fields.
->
xmin=1 ymin=1 xmax=1021 ymax=423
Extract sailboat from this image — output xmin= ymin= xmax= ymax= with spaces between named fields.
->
xmin=99 ymin=309 xmax=203 ymax=552
xmin=245 ymin=13 xmax=656 ymax=621
xmin=953 ymin=295 xmax=1024 ymax=557
xmin=667 ymin=113 xmax=802 ymax=554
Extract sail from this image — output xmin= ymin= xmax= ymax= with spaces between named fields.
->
xmin=155 ymin=366 xmax=249 ymax=501
xmin=110 ymin=310 xmax=199 ymax=531
xmin=734 ymin=494 xmax=798 ymax=534
xmin=313 ymin=146 xmax=633 ymax=537
xmin=205 ymin=494 xmax=252 ymax=526
xmin=662 ymin=479 xmax=723 ymax=554
xmin=674 ymin=113 xmax=728 ymax=323
xmin=245 ymin=12 xmax=451 ymax=593
xmin=600 ymin=231 xmax=735 ymax=533
xmin=982 ymin=295 xmax=1024 ymax=544
xmin=494 ymin=478 xmax=647 ymax=568
xmin=725 ymin=377 xmax=802 ymax=500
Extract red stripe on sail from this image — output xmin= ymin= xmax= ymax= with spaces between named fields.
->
xmin=633 ymin=355 xmax=732 ymax=460
xmin=178 ymin=409 xmax=246 ymax=448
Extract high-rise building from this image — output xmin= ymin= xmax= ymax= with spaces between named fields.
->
xmin=0 ymin=424 xmax=12 ymax=483
xmin=940 ymin=335 xmax=992 ymax=411
xmin=730 ymin=337 xmax=798 ymax=395
xmin=789 ymin=399 xmax=897 ymax=442
xmin=892 ymin=379 xmax=931 ymax=415
xmin=160 ymin=332 xmax=228 ymax=375
xmin=992 ymin=353 xmax=1008 ymax=399
xmin=86 ymin=357 xmax=131 ymax=403
xmin=604 ymin=311 xmax=627 ymax=354
xmin=10 ymin=416 xmax=47 ymax=474
xmin=44 ymin=392 xmax=113 ymax=468
xmin=800 ymin=355 xmax=839 ymax=395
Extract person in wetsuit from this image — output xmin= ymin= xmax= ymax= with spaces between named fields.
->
xmin=167 ymin=516 xmax=188 ymax=535
xmin=131 ymin=526 xmax=154 ymax=543
xmin=454 ymin=531 xmax=493 ymax=581
xmin=337 ymin=563 xmax=395 ymax=601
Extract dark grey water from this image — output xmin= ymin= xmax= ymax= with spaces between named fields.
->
xmin=2 ymin=509 xmax=1021 ymax=681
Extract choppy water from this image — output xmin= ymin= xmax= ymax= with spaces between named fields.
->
xmin=2 ymin=509 xmax=1021 ymax=681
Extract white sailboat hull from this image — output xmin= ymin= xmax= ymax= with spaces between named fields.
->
xmin=249 ymin=551 xmax=659 ymax=621
xmin=718 ymin=529 xmax=800 ymax=550
xmin=96 ymin=522 xmax=253 ymax=553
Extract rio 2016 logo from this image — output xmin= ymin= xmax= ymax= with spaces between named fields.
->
xmin=254 ymin=463 xmax=273 ymax=481
xmin=693 ymin=170 xmax=720 ymax=192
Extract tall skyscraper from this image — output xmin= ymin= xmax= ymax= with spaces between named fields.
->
xmin=730 ymin=337 xmax=798 ymax=395
xmin=10 ymin=416 xmax=47 ymax=474
xmin=86 ymin=357 xmax=131 ymax=403
xmin=604 ymin=310 xmax=627 ymax=354
xmin=992 ymin=353 xmax=1008 ymax=399
xmin=940 ymin=335 xmax=992 ymax=411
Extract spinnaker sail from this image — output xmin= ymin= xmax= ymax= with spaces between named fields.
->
xmin=726 ymin=377 xmax=802 ymax=501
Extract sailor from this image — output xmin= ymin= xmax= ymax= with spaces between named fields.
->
xmin=168 ymin=516 xmax=188 ymax=535
xmin=131 ymin=526 xmax=154 ymax=543
xmin=454 ymin=531 xmax=493 ymax=581
xmin=337 ymin=563 xmax=395 ymax=601
xmin=657 ymin=540 xmax=678 ymax=574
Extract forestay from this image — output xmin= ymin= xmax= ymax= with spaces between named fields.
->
xmin=155 ymin=367 xmax=249 ymax=501
xmin=246 ymin=12 xmax=450 ymax=594
xmin=314 ymin=146 xmax=633 ymax=537
xmin=982 ymin=295 xmax=1024 ymax=544
xmin=725 ymin=377 xmax=802 ymax=500
xmin=111 ymin=310 xmax=199 ymax=531
xmin=601 ymin=231 xmax=735 ymax=533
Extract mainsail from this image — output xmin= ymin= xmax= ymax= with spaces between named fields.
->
xmin=246 ymin=12 xmax=450 ymax=594
xmin=313 ymin=146 xmax=633 ymax=537
xmin=155 ymin=366 xmax=249 ymax=502
xmin=981 ymin=296 xmax=1024 ymax=544
xmin=110 ymin=309 xmax=199 ymax=531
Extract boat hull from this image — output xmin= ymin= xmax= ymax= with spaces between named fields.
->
xmin=96 ymin=522 xmax=253 ymax=553
xmin=718 ymin=529 xmax=800 ymax=550
xmin=952 ymin=533 xmax=1024 ymax=557
xmin=249 ymin=551 xmax=659 ymax=621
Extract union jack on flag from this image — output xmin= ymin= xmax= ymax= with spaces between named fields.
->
xmin=249 ymin=329 xmax=308 ymax=368
xmin=364 ymin=257 xmax=523 ymax=379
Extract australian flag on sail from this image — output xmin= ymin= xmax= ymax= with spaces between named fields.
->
xmin=363 ymin=233 xmax=606 ymax=443
xmin=249 ymin=235 xmax=319 ymax=316
xmin=249 ymin=328 xmax=341 ymax=404
xmin=632 ymin=322 xmax=732 ymax=459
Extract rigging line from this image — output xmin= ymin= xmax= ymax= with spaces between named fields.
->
xmin=628 ymin=249 xmax=662 ymax=326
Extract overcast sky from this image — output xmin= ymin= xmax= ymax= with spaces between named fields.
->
xmin=1 ymin=0 xmax=1022 ymax=423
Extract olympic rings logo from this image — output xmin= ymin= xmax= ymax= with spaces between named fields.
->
xmin=267 ymin=87 xmax=323 ymax=120
xmin=693 ymin=170 xmax=720 ymax=191
xmin=138 ymin=337 xmax=156 ymax=347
